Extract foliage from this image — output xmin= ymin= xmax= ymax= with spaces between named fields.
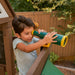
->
xmin=9 ymin=0 xmax=75 ymax=35
xmin=73 ymin=60 xmax=75 ymax=65
xmin=9 ymin=0 xmax=36 ymax=12
xmin=28 ymin=0 xmax=75 ymax=36
xmin=49 ymin=52 xmax=59 ymax=63
xmin=5 ymin=72 xmax=7 ymax=75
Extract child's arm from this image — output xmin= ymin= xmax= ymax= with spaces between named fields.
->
xmin=16 ymin=32 xmax=57 ymax=53
xmin=16 ymin=39 xmax=46 ymax=52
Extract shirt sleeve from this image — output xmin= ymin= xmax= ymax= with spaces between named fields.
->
xmin=32 ymin=37 xmax=40 ymax=43
xmin=13 ymin=38 xmax=23 ymax=49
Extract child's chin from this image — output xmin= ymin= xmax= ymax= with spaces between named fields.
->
xmin=28 ymin=39 xmax=32 ymax=42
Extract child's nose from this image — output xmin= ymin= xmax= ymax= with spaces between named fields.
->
xmin=29 ymin=33 xmax=32 ymax=37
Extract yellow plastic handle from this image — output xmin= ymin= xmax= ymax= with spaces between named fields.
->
xmin=43 ymin=43 xmax=51 ymax=47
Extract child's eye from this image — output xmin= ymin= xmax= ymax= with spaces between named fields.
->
xmin=25 ymin=33 xmax=29 ymax=35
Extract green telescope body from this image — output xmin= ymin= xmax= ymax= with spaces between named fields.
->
xmin=32 ymin=31 xmax=68 ymax=47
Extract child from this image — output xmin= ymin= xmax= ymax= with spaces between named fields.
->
xmin=12 ymin=15 xmax=57 ymax=75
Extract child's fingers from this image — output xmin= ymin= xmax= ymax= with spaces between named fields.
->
xmin=45 ymin=33 xmax=51 ymax=37
xmin=41 ymin=30 xmax=47 ymax=32
xmin=39 ymin=29 xmax=44 ymax=32
xmin=52 ymin=36 xmax=57 ymax=40
xmin=46 ymin=32 xmax=56 ymax=38
xmin=50 ymin=32 xmax=57 ymax=37
xmin=38 ymin=29 xmax=40 ymax=34
xmin=52 ymin=41 xmax=57 ymax=43
xmin=51 ymin=31 xmax=57 ymax=34
xmin=38 ymin=29 xmax=47 ymax=34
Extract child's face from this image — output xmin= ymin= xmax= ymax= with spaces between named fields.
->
xmin=20 ymin=27 xmax=34 ymax=42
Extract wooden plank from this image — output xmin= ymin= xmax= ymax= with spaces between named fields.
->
xmin=58 ymin=56 xmax=75 ymax=61
xmin=3 ymin=23 xmax=15 ymax=75
xmin=0 ymin=66 xmax=5 ymax=75
xmin=27 ymin=46 xmax=51 ymax=75
xmin=0 ymin=25 xmax=2 ymax=31
xmin=0 ymin=30 xmax=6 ymax=64
xmin=56 ymin=65 xmax=75 ymax=75
xmin=0 ymin=18 xmax=9 ymax=24
xmin=4 ymin=0 xmax=16 ymax=17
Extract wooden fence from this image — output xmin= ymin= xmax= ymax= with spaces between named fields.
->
xmin=16 ymin=12 xmax=75 ymax=59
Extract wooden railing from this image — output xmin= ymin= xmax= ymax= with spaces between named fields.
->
xmin=27 ymin=47 xmax=51 ymax=75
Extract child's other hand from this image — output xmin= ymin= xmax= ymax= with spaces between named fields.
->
xmin=43 ymin=32 xmax=57 ymax=44
xmin=38 ymin=29 xmax=47 ymax=34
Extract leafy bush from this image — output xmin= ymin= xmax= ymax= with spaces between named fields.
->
xmin=9 ymin=0 xmax=36 ymax=12
xmin=49 ymin=52 xmax=59 ymax=63
xmin=28 ymin=0 xmax=75 ymax=36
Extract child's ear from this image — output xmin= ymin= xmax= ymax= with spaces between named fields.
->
xmin=15 ymin=33 xmax=21 ymax=38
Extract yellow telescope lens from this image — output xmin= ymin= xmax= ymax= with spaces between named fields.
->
xmin=61 ymin=36 xmax=68 ymax=47
xmin=32 ymin=30 xmax=34 ymax=35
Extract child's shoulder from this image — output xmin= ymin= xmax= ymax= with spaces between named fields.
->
xmin=13 ymin=38 xmax=23 ymax=46
xmin=13 ymin=38 xmax=24 ymax=49
xmin=13 ymin=38 xmax=22 ymax=42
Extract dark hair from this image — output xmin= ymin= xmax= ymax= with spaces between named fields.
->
xmin=12 ymin=15 xmax=35 ymax=34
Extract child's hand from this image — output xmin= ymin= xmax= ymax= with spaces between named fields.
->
xmin=43 ymin=32 xmax=57 ymax=44
xmin=38 ymin=29 xmax=47 ymax=34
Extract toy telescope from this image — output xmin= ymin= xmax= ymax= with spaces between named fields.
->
xmin=32 ymin=31 xmax=68 ymax=47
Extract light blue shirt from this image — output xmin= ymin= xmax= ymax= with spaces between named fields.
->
xmin=13 ymin=37 xmax=39 ymax=75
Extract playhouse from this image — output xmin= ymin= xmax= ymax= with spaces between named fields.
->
xmin=0 ymin=0 xmax=16 ymax=75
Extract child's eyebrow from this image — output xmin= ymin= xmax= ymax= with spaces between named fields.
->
xmin=24 ymin=31 xmax=30 ymax=34
xmin=24 ymin=32 xmax=28 ymax=33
